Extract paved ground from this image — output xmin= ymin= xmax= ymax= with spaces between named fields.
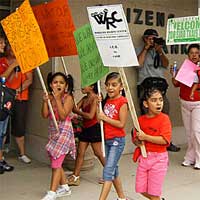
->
xmin=1 ymin=144 xmax=200 ymax=200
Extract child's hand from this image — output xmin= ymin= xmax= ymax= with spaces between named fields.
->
xmin=52 ymin=89 xmax=62 ymax=100
xmin=137 ymin=130 xmax=147 ymax=141
xmin=97 ymin=94 xmax=103 ymax=103
xmin=133 ymin=137 xmax=143 ymax=147
xmin=97 ymin=111 xmax=107 ymax=121
xmin=43 ymin=92 xmax=49 ymax=102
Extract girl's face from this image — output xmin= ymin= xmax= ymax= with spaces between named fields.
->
xmin=81 ymin=85 xmax=93 ymax=94
xmin=105 ymin=78 xmax=122 ymax=99
xmin=143 ymin=90 xmax=163 ymax=117
xmin=188 ymin=47 xmax=200 ymax=64
xmin=0 ymin=38 xmax=5 ymax=53
xmin=50 ymin=75 xmax=67 ymax=93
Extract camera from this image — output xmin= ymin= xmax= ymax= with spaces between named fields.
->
xmin=14 ymin=66 xmax=21 ymax=72
xmin=153 ymin=37 xmax=165 ymax=46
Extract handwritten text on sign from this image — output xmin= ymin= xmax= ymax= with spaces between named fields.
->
xmin=74 ymin=24 xmax=109 ymax=87
xmin=1 ymin=0 xmax=48 ymax=73
xmin=32 ymin=0 xmax=77 ymax=57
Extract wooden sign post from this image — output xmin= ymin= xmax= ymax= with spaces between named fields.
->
xmin=119 ymin=67 xmax=147 ymax=157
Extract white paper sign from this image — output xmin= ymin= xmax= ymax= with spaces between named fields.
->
xmin=87 ymin=4 xmax=139 ymax=67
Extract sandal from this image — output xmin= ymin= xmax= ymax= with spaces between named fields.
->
xmin=68 ymin=174 xmax=80 ymax=186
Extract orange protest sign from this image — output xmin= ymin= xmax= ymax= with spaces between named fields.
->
xmin=1 ymin=0 xmax=49 ymax=74
xmin=32 ymin=0 xmax=77 ymax=57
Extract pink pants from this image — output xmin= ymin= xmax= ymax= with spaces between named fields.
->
xmin=135 ymin=152 xmax=168 ymax=196
xmin=50 ymin=154 xmax=66 ymax=169
xmin=180 ymin=99 xmax=200 ymax=165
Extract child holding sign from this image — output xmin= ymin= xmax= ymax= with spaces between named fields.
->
xmin=98 ymin=72 xmax=128 ymax=200
xmin=132 ymin=87 xmax=171 ymax=200
xmin=41 ymin=72 xmax=76 ymax=200
xmin=68 ymin=82 xmax=105 ymax=186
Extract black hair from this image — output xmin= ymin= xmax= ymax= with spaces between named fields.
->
xmin=102 ymin=72 xmax=125 ymax=107
xmin=142 ymin=87 xmax=163 ymax=102
xmin=91 ymin=82 xmax=98 ymax=94
xmin=105 ymin=72 xmax=121 ymax=85
xmin=47 ymin=72 xmax=74 ymax=95
xmin=187 ymin=44 xmax=200 ymax=54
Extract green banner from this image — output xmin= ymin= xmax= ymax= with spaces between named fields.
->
xmin=74 ymin=24 xmax=109 ymax=87
xmin=166 ymin=16 xmax=200 ymax=45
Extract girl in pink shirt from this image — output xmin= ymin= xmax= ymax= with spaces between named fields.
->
xmin=41 ymin=72 xmax=76 ymax=200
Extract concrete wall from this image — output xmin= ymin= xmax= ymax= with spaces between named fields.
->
xmin=8 ymin=0 xmax=197 ymax=163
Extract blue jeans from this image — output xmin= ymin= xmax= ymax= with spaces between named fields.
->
xmin=0 ymin=117 xmax=9 ymax=150
xmin=103 ymin=137 xmax=125 ymax=181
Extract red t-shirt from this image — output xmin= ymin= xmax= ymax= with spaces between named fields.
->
xmin=176 ymin=82 xmax=200 ymax=101
xmin=82 ymin=104 xmax=98 ymax=128
xmin=0 ymin=57 xmax=30 ymax=100
xmin=103 ymin=96 xmax=128 ymax=140
xmin=133 ymin=112 xmax=171 ymax=153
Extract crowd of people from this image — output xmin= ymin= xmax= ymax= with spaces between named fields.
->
xmin=0 ymin=27 xmax=200 ymax=200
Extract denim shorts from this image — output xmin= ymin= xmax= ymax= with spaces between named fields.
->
xmin=0 ymin=116 xmax=9 ymax=150
xmin=103 ymin=137 xmax=125 ymax=181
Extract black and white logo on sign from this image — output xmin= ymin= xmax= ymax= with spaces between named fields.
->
xmin=91 ymin=9 xmax=122 ymax=30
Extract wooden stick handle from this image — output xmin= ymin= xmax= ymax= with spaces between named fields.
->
xmin=119 ymin=67 xmax=147 ymax=157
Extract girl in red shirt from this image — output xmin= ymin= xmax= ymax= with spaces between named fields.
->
xmin=68 ymin=83 xmax=105 ymax=186
xmin=98 ymin=72 xmax=128 ymax=200
xmin=133 ymin=88 xmax=171 ymax=200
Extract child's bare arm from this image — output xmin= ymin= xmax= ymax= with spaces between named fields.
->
xmin=41 ymin=93 xmax=50 ymax=118
xmin=75 ymin=96 xmax=98 ymax=120
xmin=137 ymin=130 xmax=168 ymax=145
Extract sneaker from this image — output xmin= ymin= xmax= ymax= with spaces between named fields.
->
xmin=182 ymin=160 xmax=194 ymax=167
xmin=68 ymin=175 xmax=80 ymax=186
xmin=0 ymin=160 xmax=14 ymax=172
xmin=194 ymin=163 xmax=200 ymax=170
xmin=41 ymin=191 xmax=56 ymax=200
xmin=167 ymin=142 xmax=181 ymax=152
xmin=56 ymin=185 xmax=71 ymax=197
xmin=18 ymin=155 xmax=31 ymax=164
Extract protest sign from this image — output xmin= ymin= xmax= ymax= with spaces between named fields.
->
xmin=32 ymin=0 xmax=77 ymax=57
xmin=175 ymin=59 xmax=198 ymax=87
xmin=87 ymin=4 xmax=138 ymax=67
xmin=1 ymin=0 xmax=48 ymax=73
xmin=166 ymin=16 xmax=200 ymax=45
xmin=74 ymin=24 xmax=109 ymax=87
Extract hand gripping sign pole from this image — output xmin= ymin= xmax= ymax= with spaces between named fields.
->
xmin=36 ymin=67 xmax=59 ymax=132
xmin=119 ymin=67 xmax=147 ymax=157
xmin=97 ymin=80 xmax=106 ymax=157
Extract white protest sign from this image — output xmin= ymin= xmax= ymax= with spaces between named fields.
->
xmin=166 ymin=16 xmax=200 ymax=45
xmin=87 ymin=4 xmax=139 ymax=67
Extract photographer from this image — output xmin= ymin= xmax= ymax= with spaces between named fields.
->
xmin=136 ymin=28 xmax=180 ymax=152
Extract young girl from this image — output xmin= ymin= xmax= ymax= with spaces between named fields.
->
xmin=41 ymin=72 xmax=76 ymax=200
xmin=98 ymin=72 xmax=128 ymax=200
xmin=132 ymin=88 xmax=171 ymax=200
xmin=68 ymin=83 xmax=105 ymax=186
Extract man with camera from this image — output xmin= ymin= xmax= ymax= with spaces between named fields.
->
xmin=136 ymin=28 xmax=180 ymax=152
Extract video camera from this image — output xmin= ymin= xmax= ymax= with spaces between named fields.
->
xmin=153 ymin=37 xmax=165 ymax=46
